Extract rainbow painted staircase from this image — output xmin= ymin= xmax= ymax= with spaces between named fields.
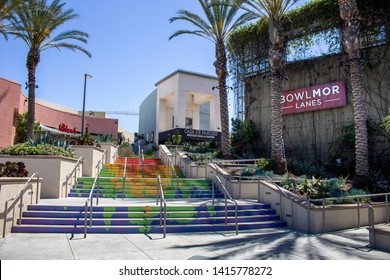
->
xmin=11 ymin=157 xmax=286 ymax=234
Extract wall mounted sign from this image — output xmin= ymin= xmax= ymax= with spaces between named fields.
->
xmin=184 ymin=128 xmax=219 ymax=140
xmin=59 ymin=123 xmax=77 ymax=134
xmin=281 ymin=81 xmax=347 ymax=115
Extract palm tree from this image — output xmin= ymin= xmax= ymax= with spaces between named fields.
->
xmin=338 ymin=0 xmax=369 ymax=177
xmin=0 ymin=0 xmax=14 ymax=38
xmin=242 ymin=0 xmax=297 ymax=174
xmin=169 ymin=0 xmax=254 ymax=158
xmin=8 ymin=0 xmax=91 ymax=140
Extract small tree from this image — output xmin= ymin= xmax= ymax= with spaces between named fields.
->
xmin=230 ymin=118 xmax=258 ymax=157
xmin=14 ymin=112 xmax=40 ymax=144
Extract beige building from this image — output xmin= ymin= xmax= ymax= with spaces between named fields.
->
xmin=139 ymin=69 xmax=221 ymax=145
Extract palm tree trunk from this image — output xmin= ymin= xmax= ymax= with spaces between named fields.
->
xmin=268 ymin=21 xmax=287 ymax=174
xmin=215 ymin=41 xmax=231 ymax=158
xmin=349 ymin=58 xmax=369 ymax=176
xmin=338 ymin=0 xmax=369 ymax=177
xmin=26 ymin=48 xmax=40 ymax=141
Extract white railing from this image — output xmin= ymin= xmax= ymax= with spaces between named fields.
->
xmin=122 ymin=157 xmax=127 ymax=199
xmin=83 ymin=173 xmax=100 ymax=238
xmin=156 ymin=175 xmax=167 ymax=238
xmin=3 ymin=173 xmax=40 ymax=238
xmin=64 ymin=156 xmax=83 ymax=198
xmin=213 ymin=175 xmax=238 ymax=235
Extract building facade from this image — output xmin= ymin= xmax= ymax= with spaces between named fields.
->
xmin=245 ymin=45 xmax=390 ymax=167
xmin=0 ymin=77 xmax=118 ymax=147
xmin=138 ymin=69 xmax=221 ymax=145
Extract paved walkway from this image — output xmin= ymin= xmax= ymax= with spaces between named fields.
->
xmin=1 ymin=198 xmax=389 ymax=260
xmin=1 ymin=227 xmax=389 ymax=260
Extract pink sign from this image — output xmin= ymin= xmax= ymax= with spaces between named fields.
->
xmin=281 ymin=81 xmax=346 ymax=115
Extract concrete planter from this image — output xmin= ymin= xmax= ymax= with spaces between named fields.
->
xmin=72 ymin=146 xmax=105 ymax=177
xmin=207 ymin=162 xmax=390 ymax=234
xmin=159 ymin=145 xmax=207 ymax=178
xmin=99 ymin=143 xmax=118 ymax=164
xmin=0 ymin=156 xmax=80 ymax=199
xmin=0 ymin=176 xmax=42 ymax=237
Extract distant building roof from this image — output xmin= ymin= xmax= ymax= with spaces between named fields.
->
xmin=155 ymin=69 xmax=217 ymax=86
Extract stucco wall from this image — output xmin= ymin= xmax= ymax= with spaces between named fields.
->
xmin=245 ymin=45 xmax=390 ymax=163
xmin=0 ymin=77 xmax=119 ymax=147
xmin=0 ymin=78 xmax=28 ymax=147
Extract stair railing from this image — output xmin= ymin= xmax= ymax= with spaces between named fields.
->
xmin=95 ymin=149 xmax=107 ymax=175
xmin=64 ymin=156 xmax=83 ymax=198
xmin=213 ymin=175 xmax=238 ymax=235
xmin=141 ymin=149 xmax=145 ymax=178
xmin=361 ymin=203 xmax=376 ymax=249
xmin=156 ymin=175 xmax=167 ymax=238
xmin=83 ymin=172 xmax=100 ymax=238
xmin=122 ymin=157 xmax=127 ymax=199
xmin=168 ymin=158 xmax=179 ymax=198
xmin=3 ymin=173 xmax=40 ymax=238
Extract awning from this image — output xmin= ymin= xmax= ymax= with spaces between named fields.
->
xmin=39 ymin=124 xmax=81 ymax=137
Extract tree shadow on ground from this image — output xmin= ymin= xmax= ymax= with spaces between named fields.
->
xmin=170 ymin=229 xmax=387 ymax=260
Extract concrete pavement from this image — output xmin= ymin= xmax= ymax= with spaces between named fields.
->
xmin=1 ymin=227 xmax=390 ymax=260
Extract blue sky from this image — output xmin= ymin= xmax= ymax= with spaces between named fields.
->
xmin=0 ymin=0 xmax=310 ymax=133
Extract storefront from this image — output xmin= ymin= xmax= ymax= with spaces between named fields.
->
xmin=0 ymin=77 xmax=118 ymax=147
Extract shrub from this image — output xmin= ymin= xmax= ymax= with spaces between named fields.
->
xmin=0 ymin=143 xmax=75 ymax=158
xmin=0 ymin=161 xmax=29 ymax=177
xmin=256 ymin=158 xmax=274 ymax=171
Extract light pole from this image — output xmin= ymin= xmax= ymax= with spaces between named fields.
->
xmin=81 ymin=73 xmax=92 ymax=137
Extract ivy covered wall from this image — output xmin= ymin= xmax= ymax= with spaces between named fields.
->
xmin=230 ymin=0 xmax=390 ymax=169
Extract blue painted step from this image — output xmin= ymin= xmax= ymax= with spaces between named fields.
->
xmin=12 ymin=203 xmax=286 ymax=234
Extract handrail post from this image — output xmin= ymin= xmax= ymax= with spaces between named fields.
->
xmin=122 ymin=158 xmax=127 ymax=200
xmin=142 ymin=149 xmax=145 ymax=178
xmin=307 ymin=196 xmax=311 ymax=233
xmin=18 ymin=189 xmax=24 ymax=226
xmin=36 ymin=174 xmax=40 ymax=205
xmin=322 ymin=198 xmax=325 ymax=233
xmin=257 ymin=177 xmax=261 ymax=203
xmin=362 ymin=204 xmax=375 ymax=249
xmin=235 ymin=203 xmax=238 ymax=235
xmin=84 ymin=201 xmax=88 ymax=238
xmin=239 ymin=177 xmax=242 ymax=199
xmin=212 ymin=180 xmax=215 ymax=205
xmin=96 ymin=175 xmax=100 ymax=206
xmin=156 ymin=177 xmax=159 ymax=206
xmin=357 ymin=198 xmax=361 ymax=228
xmin=3 ymin=201 xmax=9 ymax=238
xmin=225 ymin=192 xmax=228 ymax=225
xmin=89 ymin=193 xmax=93 ymax=227
xmin=386 ymin=194 xmax=389 ymax=224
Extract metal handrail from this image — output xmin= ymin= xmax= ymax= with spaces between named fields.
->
xmin=213 ymin=175 xmax=239 ymax=235
xmin=95 ymin=149 xmax=107 ymax=175
xmin=122 ymin=157 xmax=127 ymax=199
xmin=362 ymin=203 xmax=376 ymax=249
xmin=64 ymin=156 xmax=83 ymax=198
xmin=241 ymin=172 xmax=390 ymax=230
xmin=83 ymin=172 xmax=100 ymax=238
xmin=3 ymin=173 xmax=40 ymax=238
xmin=141 ymin=149 xmax=145 ymax=178
xmin=168 ymin=159 xmax=179 ymax=198
xmin=156 ymin=175 xmax=167 ymax=238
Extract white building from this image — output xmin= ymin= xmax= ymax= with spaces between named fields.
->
xmin=138 ymin=69 xmax=221 ymax=145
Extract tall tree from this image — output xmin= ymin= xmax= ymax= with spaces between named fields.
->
xmin=0 ymin=0 xmax=15 ymax=38
xmin=8 ymin=0 xmax=91 ymax=140
xmin=338 ymin=0 xmax=369 ymax=177
xmin=169 ymin=0 xmax=254 ymax=158
xmin=242 ymin=0 xmax=297 ymax=174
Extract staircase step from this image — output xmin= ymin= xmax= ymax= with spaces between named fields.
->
xmin=12 ymin=220 xmax=286 ymax=234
